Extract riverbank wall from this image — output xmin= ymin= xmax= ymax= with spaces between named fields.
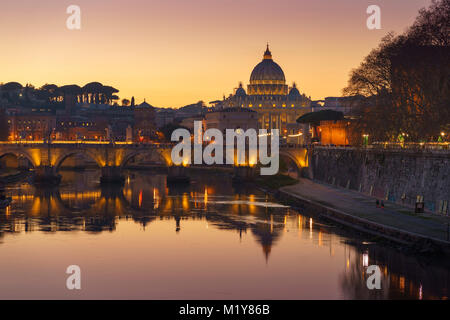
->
xmin=309 ymin=147 xmax=450 ymax=214
xmin=277 ymin=188 xmax=450 ymax=255
xmin=0 ymin=170 xmax=31 ymax=184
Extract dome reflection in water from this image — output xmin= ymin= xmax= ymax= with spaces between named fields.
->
xmin=0 ymin=169 xmax=448 ymax=299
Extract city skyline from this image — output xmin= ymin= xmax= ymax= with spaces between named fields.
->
xmin=0 ymin=0 xmax=448 ymax=303
xmin=1 ymin=0 xmax=432 ymax=107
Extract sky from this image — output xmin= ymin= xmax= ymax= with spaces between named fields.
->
xmin=0 ymin=0 xmax=433 ymax=108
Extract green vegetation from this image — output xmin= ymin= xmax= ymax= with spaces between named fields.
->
xmin=0 ymin=81 xmax=120 ymax=108
xmin=254 ymin=174 xmax=298 ymax=190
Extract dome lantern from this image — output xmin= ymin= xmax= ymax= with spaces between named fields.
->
xmin=247 ymin=45 xmax=288 ymax=96
xmin=263 ymin=43 xmax=272 ymax=60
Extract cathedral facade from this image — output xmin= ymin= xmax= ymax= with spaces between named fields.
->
xmin=221 ymin=45 xmax=312 ymax=141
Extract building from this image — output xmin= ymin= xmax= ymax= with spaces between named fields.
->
xmin=317 ymin=120 xmax=353 ymax=146
xmin=7 ymin=111 xmax=56 ymax=140
xmin=204 ymin=107 xmax=258 ymax=133
xmin=155 ymin=109 xmax=176 ymax=128
xmin=312 ymin=96 xmax=363 ymax=116
xmin=133 ymin=100 xmax=156 ymax=142
xmin=218 ymin=45 xmax=312 ymax=142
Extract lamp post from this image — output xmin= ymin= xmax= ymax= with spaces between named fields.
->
xmin=362 ymin=134 xmax=369 ymax=147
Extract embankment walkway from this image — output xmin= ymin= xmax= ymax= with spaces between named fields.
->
xmin=280 ymin=179 xmax=450 ymax=248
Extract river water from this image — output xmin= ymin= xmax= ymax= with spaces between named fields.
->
xmin=0 ymin=170 xmax=448 ymax=299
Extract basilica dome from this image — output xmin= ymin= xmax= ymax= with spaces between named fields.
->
xmin=235 ymin=82 xmax=247 ymax=97
xmin=250 ymin=48 xmax=286 ymax=83
xmin=247 ymin=45 xmax=288 ymax=96
xmin=288 ymin=83 xmax=301 ymax=100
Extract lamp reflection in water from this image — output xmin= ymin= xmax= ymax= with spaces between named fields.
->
xmin=297 ymin=215 xmax=302 ymax=238
xmin=362 ymin=251 xmax=369 ymax=267
xmin=153 ymin=188 xmax=159 ymax=209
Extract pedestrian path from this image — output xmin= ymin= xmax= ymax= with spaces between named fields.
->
xmin=281 ymin=179 xmax=450 ymax=242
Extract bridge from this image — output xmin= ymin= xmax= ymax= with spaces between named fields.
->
xmin=279 ymin=144 xmax=309 ymax=171
xmin=0 ymin=141 xmax=174 ymax=184
xmin=0 ymin=141 xmax=309 ymax=184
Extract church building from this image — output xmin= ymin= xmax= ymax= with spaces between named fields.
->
xmin=219 ymin=45 xmax=312 ymax=142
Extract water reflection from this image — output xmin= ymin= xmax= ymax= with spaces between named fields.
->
xmin=0 ymin=169 xmax=448 ymax=299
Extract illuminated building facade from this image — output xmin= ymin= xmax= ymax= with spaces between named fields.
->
xmin=133 ymin=100 xmax=156 ymax=142
xmin=220 ymin=45 xmax=312 ymax=142
xmin=204 ymin=107 xmax=258 ymax=133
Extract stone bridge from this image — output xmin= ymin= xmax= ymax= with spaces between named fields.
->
xmin=0 ymin=142 xmax=174 ymax=184
xmin=279 ymin=145 xmax=309 ymax=171
xmin=0 ymin=142 xmax=310 ymax=184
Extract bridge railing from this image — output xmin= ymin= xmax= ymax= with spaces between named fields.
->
xmin=313 ymin=143 xmax=450 ymax=155
xmin=0 ymin=141 xmax=174 ymax=148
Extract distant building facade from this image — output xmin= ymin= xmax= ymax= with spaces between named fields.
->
xmin=317 ymin=120 xmax=353 ymax=146
xmin=1 ymin=82 xmax=162 ymax=143
xmin=312 ymin=96 xmax=363 ymax=116
xmin=204 ymin=108 xmax=258 ymax=133
xmin=217 ymin=45 xmax=312 ymax=143
xmin=133 ymin=100 xmax=156 ymax=142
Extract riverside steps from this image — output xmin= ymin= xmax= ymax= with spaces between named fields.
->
xmin=279 ymin=178 xmax=450 ymax=254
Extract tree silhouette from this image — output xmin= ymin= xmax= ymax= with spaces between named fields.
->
xmin=122 ymin=99 xmax=130 ymax=107
xmin=344 ymin=0 xmax=449 ymax=143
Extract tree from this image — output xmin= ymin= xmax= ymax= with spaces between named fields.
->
xmin=408 ymin=0 xmax=450 ymax=46
xmin=1 ymin=82 xmax=23 ymax=104
xmin=131 ymin=96 xmax=135 ymax=107
xmin=82 ymin=82 xmax=103 ymax=104
xmin=38 ymin=84 xmax=59 ymax=103
xmin=102 ymin=86 xmax=119 ymax=104
xmin=122 ymin=99 xmax=130 ymax=107
xmin=159 ymin=123 xmax=189 ymax=142
xmin=0 ymin=108 xmax=9 ymax=140
xmin=343 ymin=0 xmax=450 ymax=143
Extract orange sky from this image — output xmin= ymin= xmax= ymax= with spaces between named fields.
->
xmin=0 ymin=0 xmax=432 ymax=108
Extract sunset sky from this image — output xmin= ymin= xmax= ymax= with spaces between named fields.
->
xmin=1 ymin=0 xmax=432 ymax=108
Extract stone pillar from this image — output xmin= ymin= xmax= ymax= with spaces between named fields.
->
xmin=18 ymin=157 xmax=31 ymax=171
xmin=305 ymin=148 xmax=314 ymax=179
xmin=33 ymin=166 xmax=61 ymax=185
xmin=100 ymin=166 xmax=125 ymax=184
xmin=232 ymin=166 xmax=256 ymax=182
xmin=167 ymin=166 xmax=190 ymax=184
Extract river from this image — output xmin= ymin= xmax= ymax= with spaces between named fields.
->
xmin=0 ymin=169 xmax=448 ymax=299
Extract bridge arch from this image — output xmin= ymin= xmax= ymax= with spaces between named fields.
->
xmin=120 ymin=148 xmax=172 ymax=168
xmin=279 ymin=148 xmax=309 ymax=176
xmin=0 ymin=149 xmax=38 ymax=168
xmin=53 ymin=150 xmax=104 ymax=172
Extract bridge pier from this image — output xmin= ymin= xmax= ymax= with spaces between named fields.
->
xmin=167 ymin=166 xmax=190 ymax=184
xmin=33 ymin=166 xmax=61 ymax=185
xmin=232 ymin=166 xmax=256 ymax=182
xmin=100 ymin=166 xmax=125 ymax=185
xmin=18 ymin=157 xmax=31 ymax=171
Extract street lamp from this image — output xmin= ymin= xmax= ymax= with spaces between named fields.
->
xmin=362 ymin=134 xmax=369 ymax=147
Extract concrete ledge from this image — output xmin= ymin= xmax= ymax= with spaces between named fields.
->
xmin=278 ymin=189 xmax=450 ymax=255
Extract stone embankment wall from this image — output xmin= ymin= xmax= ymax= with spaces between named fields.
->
xmin=310 ymin=147 xmax=450 ymax=213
